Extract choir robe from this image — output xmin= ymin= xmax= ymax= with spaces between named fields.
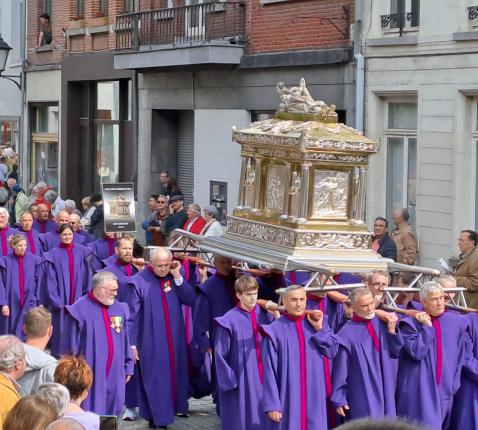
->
xmin=100 ymin=259 xmax=139 ymax=410
xmin=42 ymin=243 xmax=92 ymax=356
xmin=32 ymin=219 xmax=56 ymax=234
xmin=0 ymin=253 xmax=42 ymax=337
xmin=126 ymin=268 xmax=196 ymax=427
xmin=192 ymin=273 xmax=238 ymax=398
xmin=64 ymin=293 xmax=134 ymax=415
xmin=89 ymin=237 xmax=117 ymax=272
xmin=39 ymin=230 xmax=86 ymax=252
xmin=77 ymin=229 xmax=95 ymax=244
xmin=261 ymin=314 xmax=339 ymax=430
xmin=16 ymin=227 xmax=42 ymax=256
xmin=331 ymin=316 xmax=404 ymax=421
xmin=286 ymin=271 xmax=311 ymax=285
xmin=0 ymin=227 xmax=15 ymax=256
xmin=215 ymin=305 xmax=274 ymax=430
xmin=450 ymin=313 xmax=478 ymax=429
xmin=396 ymin=312 xmax=469 ymax=429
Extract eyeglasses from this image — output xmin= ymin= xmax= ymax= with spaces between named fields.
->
xmin=158 ymin=200 xmax=167 ymax=204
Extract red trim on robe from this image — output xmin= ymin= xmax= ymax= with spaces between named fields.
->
xmin=60 ymin=242 xmax=75 ymax=305
xmin=22 ymin=229 xmax=35 ymax=254
xmin=17 ymin=255 xmax=25 ymax=308
xmin=159 ymin=277 xmax=177 ymax=406
xmin=352 ymin=314 xmax=380 ymax=352
xmin=284 ymin=312 xmax=307 ymax=430
xmin=289 ymin=271 xmax=297 ymax=284
xmin=87 ymin=292 xmax=114 ymax=377
xmin=0 ymin=228 xmax=7 ymax=256
xmin=40 ymin=221 xmax=46 ymax=234
xmin=238 ymin=304 xmax=264 ymax=383
xmin=431 ymin=315 xmax=443 ymax=385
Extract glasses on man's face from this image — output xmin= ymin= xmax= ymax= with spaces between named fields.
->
xmin=158 ymin=200 xmax=167 ymax=204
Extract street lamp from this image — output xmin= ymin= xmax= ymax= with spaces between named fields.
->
xmin=0 ymin=35 xmax=21 ymax=90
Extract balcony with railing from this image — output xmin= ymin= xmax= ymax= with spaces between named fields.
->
xmin=380 ymin=12 xmax=419 ymax=34
xmin=114 ymin=1 xmax=246 ymax=69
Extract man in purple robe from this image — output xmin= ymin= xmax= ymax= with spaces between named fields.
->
xmin=39 ymin=210 xmax=86 ymax=252
xmin=261 ymin=284 xmax=339 ymax=430
xmin=0 ymin=234 xmax=42 ymax=338
xmin=64 ymin=271 xmax=134 ymax=416
xmin=214 ymin=276 xmax=275 ymax=430
xmin=89 ymin=233 xmax=117 ymax=272
xmin=16 ymin=211 xmax=42 ymax=255
xmin=192 ymin=255 xmax=238 ymax=399
xmin=42 ymin=224 xmax=92 ymax=357
xmin=396 ymin=281 xmax=469 ymax=429
xmin=32 ymin=203 xmax=55 ymax=234
xmin=0 ymin=207 xmax=16 ymax=256
xmin=255 ymin=269 xmax=287 ymax=303
xmin=69 ymin=213 xmax=95 ymax=244
xmin=100 ymin=236 xmax=140 ymax=422
xmin=126 ymin=247 xmax=196 ymax=428
xmin=331 ymin=287 xmax=403 ymax=422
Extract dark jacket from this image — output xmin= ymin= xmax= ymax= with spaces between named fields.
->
xmin=88 ymin=203 xmax=104 ymax=239
xmin=163 ymin=208 xmax=187 ymax=237
xmin=376 ymin=232 xmax=397 ymax=261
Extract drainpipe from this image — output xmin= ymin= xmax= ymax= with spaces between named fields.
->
xmin=354 ymin=0 xmax=364 ymax=133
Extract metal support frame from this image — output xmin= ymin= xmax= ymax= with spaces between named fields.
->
xmin=383 ymin=287 xmax=468 ymax=309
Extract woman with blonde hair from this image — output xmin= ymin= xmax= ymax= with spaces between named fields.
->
xmin=54 ymin=356 xmax=99 ymax=430
xmin=3 ymin=394 xmax=57 ymax=430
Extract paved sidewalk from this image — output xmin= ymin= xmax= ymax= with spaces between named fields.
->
xmin=119 ymin=397 xmax=220 ymax=429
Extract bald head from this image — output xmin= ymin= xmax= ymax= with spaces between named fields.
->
xmin=68 ymin=213 xmax=81 ymax=232
xmin=56 ymin=211 xmax=70 ymax=228
xmin=150 ymin=247 xmax=173 ymax=278
xmin=45 ymin=418 xmax=85 ymax=430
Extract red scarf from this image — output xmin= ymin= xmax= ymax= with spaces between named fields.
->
xmin=238 ymin=304 xmax=264 ymax=383
xmin=60 ymin=242 xmax=76 ymax=304
xmin=284 ymin=312 xmax=307 ymax=430
xmin=0 ymin=227 xmax=8 ymax=256
xmin=16 ymin=254 xmax=25 ymax=308
xmin=24 ymin=229 xmax=36 ymax=254
xmin=87 ymin=292 xmax=114 ymax=377
xmin=104 ymin=236 xmax=116 ymax=256
xmin=431 ymin=314 xmax=443 ymax=385
xmin=117 ymin=259 xmax=133 ymax=277
xmin=352 ymin=314 xmax=380 ymax=351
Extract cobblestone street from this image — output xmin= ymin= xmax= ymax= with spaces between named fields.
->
xmin=119 ymin=397 xmax=220 ymax=429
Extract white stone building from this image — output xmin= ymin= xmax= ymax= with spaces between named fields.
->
xmin=361 ymin=0 xmax=478 ymax=268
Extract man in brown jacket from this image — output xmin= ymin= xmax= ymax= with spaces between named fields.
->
xmin=454 ymin=229 xmax=478 ymax=309
xmin=0 ymin=335 xmax=25 ymax=429
xmin=391 ymin=208 xmax=417 ymax=265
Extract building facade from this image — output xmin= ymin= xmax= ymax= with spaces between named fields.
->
xmin=362 ymin=0 xmax=478 ymax=267
xmin=114 ymin=0 xmax=358 ymax=223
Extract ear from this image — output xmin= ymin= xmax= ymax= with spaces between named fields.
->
xmin=236 ymin=292 xmax=242 ymax=301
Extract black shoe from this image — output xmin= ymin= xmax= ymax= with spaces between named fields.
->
xmin=148 ymin=419 xmax=156 ymax=428
xmin=176 ymin=412 xmax=189 ymax=418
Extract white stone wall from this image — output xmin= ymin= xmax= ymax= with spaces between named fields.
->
xmin=362 ymin=0 xmax=478 ymax=268
xmin=194 ymin=110 xmax=250 ymax=215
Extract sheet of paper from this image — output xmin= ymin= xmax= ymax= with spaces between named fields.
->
xmin=438 ymin=257 xmax=451 ymax=273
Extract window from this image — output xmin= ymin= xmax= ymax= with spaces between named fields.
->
xmin=76 ymin=0 xmax=84 ymax=18
xmin=385 ymin=102 xmax=417 ymax=229
xmin=43 ymin=0 xmax=52 ymax=15
xmin=386 ymin=0 xmax=420 ymax=31
xmin=99 ymin=0 xmax=108 ymax=15
xmin=0 ymin=119 xmax=19 ymax=152
xmin=122 ymin=0 xmax=134 ymax=13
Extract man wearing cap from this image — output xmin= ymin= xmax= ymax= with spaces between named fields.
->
xmin=163 ymin=195 xmax=187 ymax=238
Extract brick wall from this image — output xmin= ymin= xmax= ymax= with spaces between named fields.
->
xmin=27 ymin=0 xmax=125 ymax=68
xmin=247 ymin=0 xmax=354 ymax=54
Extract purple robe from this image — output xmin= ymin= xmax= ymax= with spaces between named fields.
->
xmin=256 ymin=273 xmax=287 ymax=302
xmin=215 ymin=305 xmax=274 ymax=430
xmin=64 ymin=294 xmax=134 ymax=415
xmin=331 ymin=316 xmax=404 ymax=421
xmin=32 ymin=219 xmax=56 ymax=234
xmin=286 ymin=271 xmax=311 ymax=285
xmin=261 ymin=314 xmax=339 ymax=430
xmin=101 ymin=260 xmax=139 ymax=409
xmin=16 ymin=227 xmax=42 ymax=256
xmin=89 ymin=238 xmax=117 ymax=272
xmin=77 ymin=229 xmax=95 ymax=244
xmin=0 ymin=253 xmax=41 ymax=337
xmin=39 ymin=230 xmax=86 ymax=252
xmin=450 ymin=313 xmax=478 ymax=429
xmin=126 ymin=268 xmax=196 ymax=427
xmin=0 ymin=227 xmax=15 ymax=256
xmin=41 ymin=243 xmax=92 ymax=356
xmin=306 ymin=294 xmax=346 ymax=333
xmin=396 ymin=312 xmax=469 ymax=429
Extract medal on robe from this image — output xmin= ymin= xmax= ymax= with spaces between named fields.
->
xmin=164 ymin=280 xmax=172 ymax=293
xmin=110 ymin=316 xmax=123 ymax=334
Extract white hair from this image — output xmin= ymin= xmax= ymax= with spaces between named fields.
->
xmin=37 ymin=382 xmax=70 ymax=416
xmin=350 ymin=287 xmax=373 ymax=305
xmin=282 ymin=284 xmax=304 ymax=298
xmin=0 ymin=335 xmax=24 ymax=372
xmin=203 ymin=205 xmax=219 ymax=219
xmin=437 ymin=275 xmax=456 ymax=288
xmin=419 ymin=281 xmax=444 ymax=302
xmin=64 ymin=199 xmax=76 ymax=210
xmin=92 ymin=271 xmax=118 ymax=290
xmin=188 ymin=203 xmax=201 ymax=215
xmin=45 ymin=419 xmax=86 ymax=430
xmin=0 ymin=207 xmax=9 ymax=219
xmin=150 ymin=247 xmax=172 ymax=262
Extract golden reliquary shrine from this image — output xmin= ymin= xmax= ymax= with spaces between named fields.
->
xmin=223 ymin=78 xmax=386 ymax=272
xmin=109 ymin=194 xmax=132 ymax=218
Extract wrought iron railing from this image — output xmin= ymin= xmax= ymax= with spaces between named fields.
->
xmin=380 ymin=12 xmax=419 ymax=30
xmin=115 ymin=1 xmax=246 ymax=50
